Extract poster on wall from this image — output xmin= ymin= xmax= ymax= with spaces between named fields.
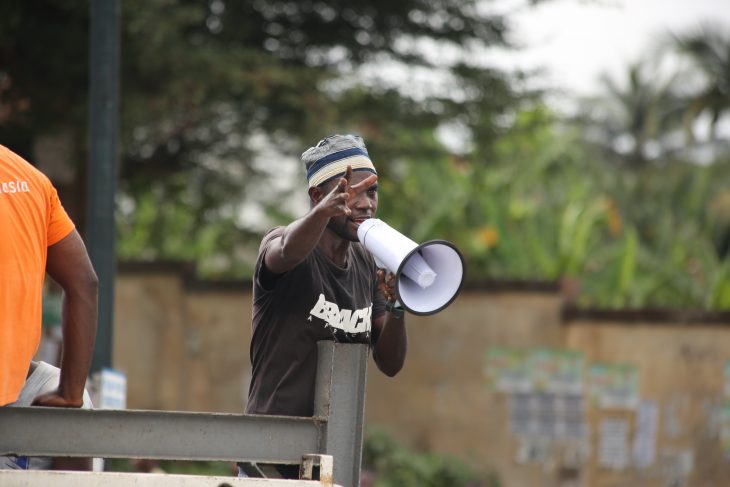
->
xmin=721 ymin=361 xmax=730 ymax=458
xmin=509 ymin=391 xmax=586 ymax=440
xmin=589 ymin=362 xmax=639 ymax=410
xmin=484 ymin=347 xmax=585 ymax=394
xmin=531 ymin=348 xmax=584 ymax=395
xmin=660 ymin=449 xmax=694 ymax=482
xmin=721 ymin=400 xmax=730 ymax=458
xmin=632 ymin=400 xmax=659 ymax=468
xmin=598 ymin=418 xmax=630 ymax=470
xmin=484 ymin=347 xmax=532 ymax=393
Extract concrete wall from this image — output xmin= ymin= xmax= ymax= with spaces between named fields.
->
xmin=114 ymin=264 xmax=252 ymax=412
xmin=364 ymin=289 xmax=566 ymax=487
xmin=565 ymin=314 xmax=730 ymax=487
xmin=112 ymin=264 xmax=730 ymax=487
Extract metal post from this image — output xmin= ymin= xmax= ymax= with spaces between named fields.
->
xmin=87 ymin=0 xmax=120 ymax=372
xmin=313 ymin=342 xmax=369 ymax=487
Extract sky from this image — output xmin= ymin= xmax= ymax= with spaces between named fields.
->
xmin=498 ymin=0 xmax=730 ymax=96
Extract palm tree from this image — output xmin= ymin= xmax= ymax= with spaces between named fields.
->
xmin=673 ymin=24 xmax=730 ymax=142
xmin=576 ymin=60 xmax=686 ymax=167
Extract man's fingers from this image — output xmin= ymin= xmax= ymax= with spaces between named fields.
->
xmin=344 ymin=165 xmax=353 ymax=186
xmin=331 ymin=191 xmax=351 ymax=215
xmin=376 ymin=269 xmax=398 ymax=302
xmin=387 ymin=273 xmax=396 ymax=286
xmin=349 ymin=174 xmax=378 ymax=195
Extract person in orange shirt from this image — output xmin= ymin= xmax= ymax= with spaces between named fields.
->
xmin=0 ymin=144 xmax=98 ymax=467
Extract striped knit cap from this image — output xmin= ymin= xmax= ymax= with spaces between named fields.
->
xmin=302 ymin=134 xmax=377 ymax=188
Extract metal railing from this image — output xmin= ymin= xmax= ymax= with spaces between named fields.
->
xmin=0 ymin=341 xmax=368 ymax=487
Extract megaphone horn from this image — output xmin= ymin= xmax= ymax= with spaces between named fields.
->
xmin=357 ymin=219 xmax=465 ymax=316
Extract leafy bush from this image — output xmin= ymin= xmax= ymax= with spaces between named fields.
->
xmin=362 ymin=428 xmax=500 ymax=487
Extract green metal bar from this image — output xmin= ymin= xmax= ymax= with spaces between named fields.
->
xmin=87 ymin=0 xmax=120 ymax=372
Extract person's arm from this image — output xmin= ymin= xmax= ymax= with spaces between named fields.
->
xmin=371 ymin=270 xmax=407 ymax=377
xmin=265 ymin=166 xmax=377 ymax=275
xmin=33 ymin=229 xmax=98 ymax=408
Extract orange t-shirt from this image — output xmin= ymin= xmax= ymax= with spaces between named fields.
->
xmin=0 ymin=144 xmax=75 ymax=406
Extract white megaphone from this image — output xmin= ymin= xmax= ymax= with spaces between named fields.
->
xmin=357 ymin=218 xmax=465 ymax=315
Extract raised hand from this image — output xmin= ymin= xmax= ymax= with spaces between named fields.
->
xmin=316 ymin=165 xmax=377 ymax=218
xmin=346 ymin=170 xmax=378 ymax=201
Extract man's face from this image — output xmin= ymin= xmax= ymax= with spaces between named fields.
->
xmin=323 ymin=171 xmax=379 ymax=242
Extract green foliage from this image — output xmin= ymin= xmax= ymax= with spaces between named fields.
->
xmin=111 ymin=0 xmax=522 ymax=277
xmin=363 ymin=428 xmax=497 ymax=487
xmin=672 ymin=23 xmax=730 ymax=140
xmin=1 ymin=0 xmax=521 ymax=278
xmin=377 ymin=100 xmax=730 ymax=310
xmin=576 ymin=67 xmax=670 ymax=167
xmin=2 ymin=1 xmax=730 ymax=309
xmin=710 ymin=260 xmax=730 ymax=309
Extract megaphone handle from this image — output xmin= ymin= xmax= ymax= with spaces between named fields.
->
xmin=385 ymin=299 xmax=405 ymax=318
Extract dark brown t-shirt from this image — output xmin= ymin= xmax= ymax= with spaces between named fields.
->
xmin=246 ymin=227 xmax=386 ymax=417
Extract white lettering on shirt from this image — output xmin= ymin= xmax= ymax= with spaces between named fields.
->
xmin=308 ymin=293 xmax=372 ymax=334
xmin=0 ymin=179 xmax=30 ymax=194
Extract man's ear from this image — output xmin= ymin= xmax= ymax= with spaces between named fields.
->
xmin=309 ymin=186 xmax=322 ymax=205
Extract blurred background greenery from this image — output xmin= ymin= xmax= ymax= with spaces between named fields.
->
xmin=1 ymin=0 xmax=729 ymax=311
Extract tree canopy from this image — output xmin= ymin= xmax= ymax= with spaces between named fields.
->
xmin=1 ymin=1 xmax=729 ymax=309
xmin=1 ymin=0 xmax=525 ymax=275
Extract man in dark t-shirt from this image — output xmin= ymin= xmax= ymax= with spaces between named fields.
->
xmin=239 ymin=135 xmax=407 ymax=478
xmin=247 ymin=226 xmax=386 ymax=416
xmin=246 ymin=134 xmax=408 ymax=421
